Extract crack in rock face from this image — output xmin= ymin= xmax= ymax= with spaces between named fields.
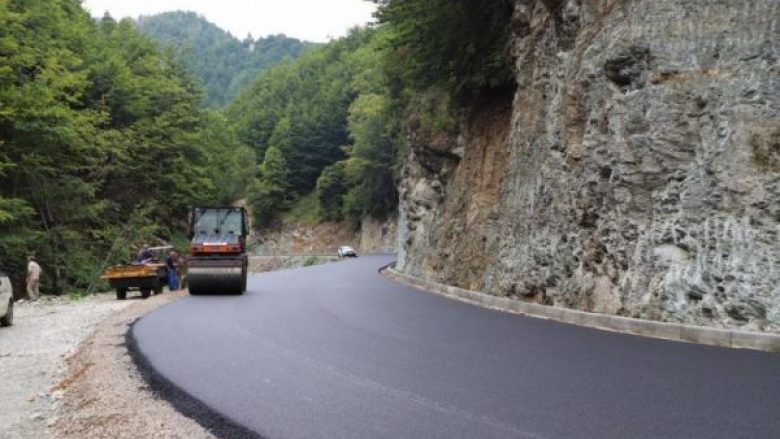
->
xmin=397 ymin=0 xmax=780 ymax=332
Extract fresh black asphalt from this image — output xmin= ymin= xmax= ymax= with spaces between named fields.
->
xmin=132 ymin=255 xmax=780 ymax=439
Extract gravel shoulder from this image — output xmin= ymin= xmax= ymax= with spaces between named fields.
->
xmin=0 ymin=295 xmax=132 ymax=439
xmin=51 ymin=290 xmax=213 ymax=439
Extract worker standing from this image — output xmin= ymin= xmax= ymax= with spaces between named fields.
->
xmin=166 ymin=250 xmax=179 ymax=291
xmin=26 ymin=255 xmax=42 ymax=300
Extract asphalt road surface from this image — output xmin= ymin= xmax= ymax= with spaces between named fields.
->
xmin=133 ymin=255 xmax=780 ymax=439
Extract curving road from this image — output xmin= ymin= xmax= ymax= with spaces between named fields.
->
xmin=133 ymin=255 xmax=780 ymax=439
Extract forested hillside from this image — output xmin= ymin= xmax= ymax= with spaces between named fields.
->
xmin=227 ymin=28 xmax=400 ymax=226
xmin=0 ymin=0 xmax=254 ymax=293
xmin=136 ymin=11 xmax=315 ymax=107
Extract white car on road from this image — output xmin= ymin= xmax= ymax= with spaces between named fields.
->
xmin=0 ymin=267 xmax=13 ymax=326
xmin=337 ymin=246 xmax=357 ymax=258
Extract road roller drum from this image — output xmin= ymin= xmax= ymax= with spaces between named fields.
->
xmin=187 ymin=256 xmax=247 ymax=295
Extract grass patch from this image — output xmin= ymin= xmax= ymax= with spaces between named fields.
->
xmin=303 ymin=256 xmax=320 ymax=267
xmin=68 ymin=291 xmax=89 ymax=301
xmin=281 ymin=192 xmax=320 ymax=226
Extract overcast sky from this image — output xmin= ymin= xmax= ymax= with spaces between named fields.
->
xmin=81 ymin=0 xmax=377 ymax=42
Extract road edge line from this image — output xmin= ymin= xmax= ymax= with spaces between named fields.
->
xmin=381 ymin=265 xmax=780 ymax=353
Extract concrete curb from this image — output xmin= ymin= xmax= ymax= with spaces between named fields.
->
xmin=382 ymin=266 xmax=780 ymax=353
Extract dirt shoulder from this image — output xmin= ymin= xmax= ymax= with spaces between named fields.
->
xmin=51 ymin=290 xmax=213 ymax=439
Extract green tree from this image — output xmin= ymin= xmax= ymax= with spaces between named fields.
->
xmin=316 ymin=162 xmax=348 ymax=221
xmin=260 ymin=145 xmax=290 ymax=192
xmin=374 ymin=0 xmax=514 ymax=98
xmin=199 ymin=111 xmax=256 ymax=204
xmin=341 ymin=92 xmax=399 ymax=221
xmin=250 ymin=145 xmax=290 ymax=225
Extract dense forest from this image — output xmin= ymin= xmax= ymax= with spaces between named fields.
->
xmin=0 ymin=0 xmax=512 ymax=294
xmin=137 ymin=11 xmax=315 ymax=107
xmin=0 ymin=0 xmax=253 ymax=293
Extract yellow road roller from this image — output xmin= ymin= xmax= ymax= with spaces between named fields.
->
xmin=187 ymin=206 xmax=249 ymax=295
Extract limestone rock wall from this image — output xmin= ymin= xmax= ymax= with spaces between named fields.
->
xmin=397 ymin=0 xmax=780 ymax=331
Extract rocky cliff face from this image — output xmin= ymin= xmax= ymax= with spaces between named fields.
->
xmin=397 ymin=0 xmax=779 ymax=331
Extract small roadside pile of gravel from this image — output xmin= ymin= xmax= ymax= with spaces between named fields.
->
xmin=0 ymin=294 xmax=132 ymax=439
xmin=51 ymin=290 xmax=214 ymax=439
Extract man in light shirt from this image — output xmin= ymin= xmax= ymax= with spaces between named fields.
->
xmin=26 ymin=255 xmax=41 ymax=300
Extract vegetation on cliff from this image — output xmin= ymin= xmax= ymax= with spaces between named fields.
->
xmin=374 ymin=0 xmax=514 ymax=98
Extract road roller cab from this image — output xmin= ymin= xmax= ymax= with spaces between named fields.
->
xmin=187 ymin=207 xmax=249 ymax=295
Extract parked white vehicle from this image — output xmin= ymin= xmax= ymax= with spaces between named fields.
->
xmin=0 ymin=267 xmax=13 ymax=326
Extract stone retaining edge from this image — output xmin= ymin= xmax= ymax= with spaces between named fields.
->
xmin=382 ymin=265 xmax=780 ymax=353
